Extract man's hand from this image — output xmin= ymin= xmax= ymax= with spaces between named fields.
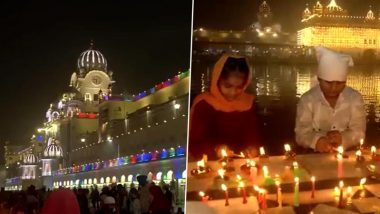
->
xmin=327 ymin=131 xmax=342 ymax=148
xmin=316 ymin=137 xmax=333 ymax=153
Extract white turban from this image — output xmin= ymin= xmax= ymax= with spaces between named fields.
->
xmin=315 ymin=46 xmax=354 ymax=82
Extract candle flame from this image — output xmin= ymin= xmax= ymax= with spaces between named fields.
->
xmin=356 ymin=150 xmax=362 ymax=157
xmin=249 ymin=160 xmax=256 ymax=167
xmin=221 ymin=161 xmax=227 ymax=167
xmin=284 ymin=144 xmax=291 ymax=152
xmin=260 ymin=147 xmax=265 ymax=156
xmin=334 ymin=186 xmax=339 ymax=196
xmin=221 ymin=149 xmax=227 ymax=158
xmin=239 ymin=181 xmax=245 ymax=188
xmin=360 ymin=178 xmax=366 ymax=185
xmin=337 ymin=146 xmax=344 ymax=154
xmin=275 ymin=180 xmax=280 ymax=186
xmin=295 ymin=177 xmax=299 ymax=183
xmin=263 ymin=165 xmax=269 ymax=177
xmin=240 ymin=152 xmax=245 ymax=158
xmin=221 ymin=184 xmax=227 ymax=191
xmin=197 ymin=159 xmax=205 ymax=168
xmin=337 ymin=154 xmax=343 ymax=160
xmin=236 ymin=174 xmax=242 ymax=181
xmin=218 ymin=169 xmax=225 ymax=179
xmin=339 ymin=181 xmax=344 ymax=188
xmin=371 ymin=146 xmax=376 ymax=154
xmin=199 ymin=191 xmax=205 ymax=197
xmin=293 ymin=161 xmax=299 ymax=168
xmin=254 ymin=185 xmax=260 ymax=192
xmin=311 ymin=176 xmax=315 ymax=182
xmin=360 ymin=139 xmax=364 ymax=146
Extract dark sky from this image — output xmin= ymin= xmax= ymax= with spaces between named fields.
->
xmin=0 ymin=0 xmax=192 ymax=148
xmin=194 ymin=0 xmax=380 ymax=32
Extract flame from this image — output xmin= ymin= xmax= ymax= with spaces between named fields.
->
xmin=240 ymin=152 xmax=245 ymax=158
xmin=360 ymin=139 xmax=364 ymax=146
xmin=249 ymin=160 xmax=256 ymax=167
xmin=311 ymin=176 xmax=315 ymax=182
xmin=259 ymin=147 xmax=265 ymax=156
xmin=254 ymin=185 xmax=260 ymax=192
xmin=236 ymin=174 xmax=242 ymax=181
xmin=199 ymin=191 xmax=205 ymax=197
xmin=360 ymin=178 xmax=366 ymax=185
xmin=295 ymin=177 xmax=299 ymax=183
xmin=262 ymin=165 xmax=269 ymax=177
xmin=284 ymin=144 xmax=291 ymax=152
xmin=339 ymin=180 xmax=344 ymax=188
xmin=371 ymin=146 xmax=376 ymax=154
xmin=337 ymin=146 xmax=344 ymax=154
xmin=239 ymin=181 xmax=245 ymax=188
xmin=221 ymin=184 xmax=227 ymax=191
xmin=334 ymin=186 xmax=340 ymax=196
xmin=218 ymin=169 xmax=225 ymax=178
xmin=275 ymin=180 xmax=280 ymax=186
xmin=356 ymin=150 xmax=362 ymax=157
xmin=197 ymin=159 xmax=205 ymax=168
xmin=221 ymin=149 xmax=227 ymax=158
xmin=293 ymin=161 xmax=299 ymax=168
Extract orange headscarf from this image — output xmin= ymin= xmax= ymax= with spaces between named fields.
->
xmin=191 ymin=54 xmax=254 ymax=113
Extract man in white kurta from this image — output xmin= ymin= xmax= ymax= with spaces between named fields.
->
xmin=295 ymin=47 xmax=366 ymax=152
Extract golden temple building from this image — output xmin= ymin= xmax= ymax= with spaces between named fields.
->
xmin=297 ymin=0 xmax=380 ymax=53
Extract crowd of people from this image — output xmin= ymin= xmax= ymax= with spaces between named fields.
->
xmin=0 ymin=175 xmax=183 ymax=214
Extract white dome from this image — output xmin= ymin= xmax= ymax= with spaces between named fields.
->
xmin=23 ymin=154 xmax=37 ymax=165
xmin=77 ymin=44 xmax=107 ymax=73
xmin=44 ymin=144 xmax=63 ymax=158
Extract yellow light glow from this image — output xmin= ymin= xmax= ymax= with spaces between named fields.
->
xmin=221 ymin=149 xmax=227 ymax=158
xmin=371 ymin=146 xmax=376 ymax=154
xmin=356 ymin=150 xmax=362 ymax=157
xmin=199 ymin=191 xmax=205 ymax=197
xmin=337 ymin=146 xmax=344 ymax=154
xmin=260 ymin=147 xmax=265 ymax=156
xmin=295 ymin=177 xmax=299 ymax=183
xmin=284 ymin=144 xmax=291 ymax=152
xmin=236 ymin=175 xmax=242 ymax=181
xmin=311 ymin=176 xmax=315 ymax=182
xmin=197 ymin=159 xmax=205 ymax=168
xmin=339 ymin=181 xmax=344 ymax=188
xmin=263 ymin=165 xmax=269 ymax=177
xmin=293 ymin=162 xmax=299 ymax=168
xmin=360 ymin=178 xmax=366 ymax=186
xmin=218 ymin=169 xmax=225 ymax=179
xmin=221 ymin=184 xmax=227 ymax=191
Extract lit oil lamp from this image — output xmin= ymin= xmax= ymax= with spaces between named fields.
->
xmin=190 ymin=156 xmax=211 ymax=176
xmin=259 ymin=146 xmax=268 ymax=158
xmin=371 ymin=146 xmax=380 ymax=161
xmin=336 ymin=146 xmax=348 ymax=159
xmin=356 ymin=150 xmax=365 ymax=162
xmin=199 ymin=191 xmax=209 ymax=203
xmin=284 ymin=144 xmax=296 ymax=160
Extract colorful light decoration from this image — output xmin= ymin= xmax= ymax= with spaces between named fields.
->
xmin=53 ymin=146 xmax=186 ymax=176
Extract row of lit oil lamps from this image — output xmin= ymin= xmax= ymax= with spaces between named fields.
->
xmin=199 ymin=171 xmax=368 ymax=209
xmin=194 ymin=141 xmax=378 ymax=209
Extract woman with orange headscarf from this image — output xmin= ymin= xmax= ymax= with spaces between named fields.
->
xmin=189 ymin=55 xmax=261 ymax=160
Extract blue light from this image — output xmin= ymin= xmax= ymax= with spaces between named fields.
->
xmin=161 ymin=149 xmax=168 ymax=159
xmin=37 ymin=135 xmax=44 ymax=142
xmin=117 ymin=158 xmax=124 ymax=166
xmin=176 ymin=146 xmax=185 ymax=156
xmin=143 ymin=152 xmax=152 ymax=162
xmin=137 ymin=154 xmax=143 ymax=163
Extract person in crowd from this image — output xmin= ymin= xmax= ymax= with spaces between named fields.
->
xmin=96 ymin=196 xmax=117 ymax=214
xmin=129 ymin=188 xmax=141 ymax=214
xmin=40 ymin=188 xmax=80 ymax=214
xmin=91 ymin=185 xmax=101 ymax=209
xmin=189 ymin=54 xmax=261 ymax=160
xmin=295 ymin=46 xmax=366 ymax=152
xmin=149 ymin=185 xmax=171 ymax=214
xmin=137 ymin=175 xmax=152 ymax=214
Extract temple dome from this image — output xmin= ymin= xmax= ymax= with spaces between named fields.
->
xmin=23 ymin=154 xmax=37 ymax=165
xmin=44 ymin=143 xmax=63 ymax=158
xmin=77 ymin=43 xmax=107 ymax=73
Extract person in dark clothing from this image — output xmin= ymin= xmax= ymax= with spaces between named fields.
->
xmin=90 ymin=186 xmax=101 ymax=209
xmin=149 ymin=185 xmax=171 ymax=214
xmin=189 ymin=54 xmax=261 ymax=160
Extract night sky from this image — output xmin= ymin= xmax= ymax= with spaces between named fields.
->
xmin=0 ymin=0 xmax=192 ymax=151
xmin=194 ymin=0 xmax=380 ymax=32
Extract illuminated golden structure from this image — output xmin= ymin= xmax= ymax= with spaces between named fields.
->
xmin=297 ymin=0 xmax=380 ymax=52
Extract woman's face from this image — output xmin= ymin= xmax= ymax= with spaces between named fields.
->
xmin=218 ymin=71 xmax=246 ymax=101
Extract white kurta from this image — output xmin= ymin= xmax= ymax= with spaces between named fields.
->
xmin=295 ymin=85 xmax=366 ymax=150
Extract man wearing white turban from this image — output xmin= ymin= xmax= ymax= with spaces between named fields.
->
xmin=295 ymin=46 xmax=366 ymax=152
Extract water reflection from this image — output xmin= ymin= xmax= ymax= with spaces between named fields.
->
xmin=192 ymin=61 xmax=380 ymax=155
